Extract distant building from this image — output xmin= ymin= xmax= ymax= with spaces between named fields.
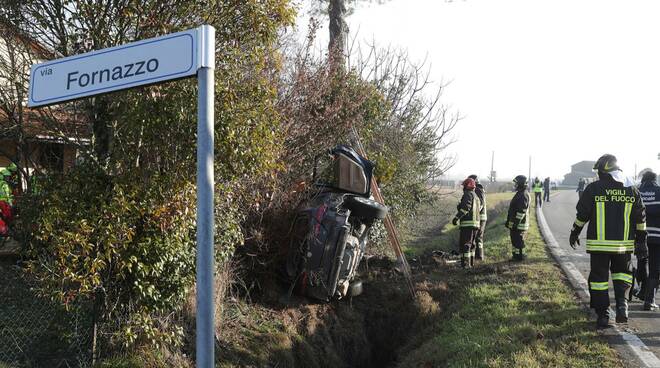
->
xmin=563 ymin=161 xmax=596 ymax=186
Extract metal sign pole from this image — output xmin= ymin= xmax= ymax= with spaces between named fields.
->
xmin=196 ymin=25 xmax=215 ymax=368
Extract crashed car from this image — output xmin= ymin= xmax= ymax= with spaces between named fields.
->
xmin=285 ymin=145 xmax=388 ymax=301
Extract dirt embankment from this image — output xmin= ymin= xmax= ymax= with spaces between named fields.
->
xmin=217 ymin=256 xmax=451 ymax=368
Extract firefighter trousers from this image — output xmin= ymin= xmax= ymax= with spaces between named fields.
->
xmin=510 ymin=230 xmax=526 ymax=258
xmin=459 ymin=227 xmax=478 ymax=267
xmin=474 ymin=220 xmax=486 ymax=260
xmin=588 ymin=253 xmax=632 ymax=312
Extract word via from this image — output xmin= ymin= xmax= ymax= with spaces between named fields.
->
xmin=66 ymin=59 xmax=159 ymax=90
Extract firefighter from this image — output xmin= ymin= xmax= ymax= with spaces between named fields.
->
xmin=569 ymin=154 xmax=647 ymax=327
xmin=468 ymin=174 xmax=487 ymax=261
xmin=506 ymin=175 xmax=530 ymax=261
xmin=637 ymin=171 xmax=660 ymax=311
xmin=543 ymin=177 xmax=551 ymax=203
xmin=532 ymin=177 xmax=543 ymax=207
xmin=452 ymin=178 xmax=481 ymax=268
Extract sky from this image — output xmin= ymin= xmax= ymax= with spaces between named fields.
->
xmin=293 ymin=0 xmax=660 ymax=182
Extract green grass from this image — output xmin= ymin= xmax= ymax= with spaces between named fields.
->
xmin=397 ymin=196 xmax=622 ymax=368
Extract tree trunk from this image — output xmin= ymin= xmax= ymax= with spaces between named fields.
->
xmin=90 ymin=97 xmax=113 ymax=170
xmin=328 ymin=0 xmax=348 ymax=71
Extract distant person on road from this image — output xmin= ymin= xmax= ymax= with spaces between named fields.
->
xmin=577 ymin=177 xmax=586 ymax=199
xmin=543 ymin=177 xmax=551 ymax=203
xmin=569 ymin=154 xmax=647 ymax=328
xmin=637 ymin=171 xmax=660 ymax=311
xmin=469 ymin=174 xmax=487 ymax=261
xmin=506 ymin=175 xmax=530 ymax=261
xmin=452 ymin=178 xmax=481 ymax=269
xmin=532 ymin=177 xmax=543 ymax=207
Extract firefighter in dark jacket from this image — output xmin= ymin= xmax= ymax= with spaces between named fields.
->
xmin=637 ymin=171 xmax=660 ymax=311
xmin=469 ymin=174 xmax=487 ymax=261
xmin=452 ymin=178 xmax=481 ymax=268
xmin=569 ymin=154 xmax=647 ymax=327
xmin=506 ymin=175 xmax=530 ymax=261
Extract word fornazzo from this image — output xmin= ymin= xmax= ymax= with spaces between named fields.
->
xmin=66 ymin=58 xmax=159 ymax=90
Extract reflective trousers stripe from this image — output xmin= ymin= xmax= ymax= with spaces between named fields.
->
xmin=460 ymin=221 xmax=479 ymax=227
xmin=612 ymin=272 xmax=633 ymax=284
xmin=590 ymin=281 xmax=609 ymax=291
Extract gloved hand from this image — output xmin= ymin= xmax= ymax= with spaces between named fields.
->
xmin=569 ymin=225 xmax=582 ymax=250
xmin=635 ymin=230 xmax=649 ymax=259
xmin=452 ymin=217 xmax=459 ymax=226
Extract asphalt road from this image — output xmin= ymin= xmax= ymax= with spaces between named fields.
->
xmin=541 ymin=189 xmax=660 ymax=365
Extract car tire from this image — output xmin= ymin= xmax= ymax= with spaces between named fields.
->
xmin=343 ymin=196 xmax=388 ymax=220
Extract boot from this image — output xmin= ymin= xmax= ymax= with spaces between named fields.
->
xmin=461 ymin=256 xmax=471 ymax=269
xmin=644 ymin=278 xmax=658 ymax=311
xmin=475 ymin=244 xmax=484 ymax=261
xmin=511 ymin=249 xmax=524 ymax=261
xmin=614 ymin=282 xmax=630 ymax=323
xmin=470 ymin=255 xmax=475 ymax=267
xmin=596 ymin=309 xmax=611 ymax=328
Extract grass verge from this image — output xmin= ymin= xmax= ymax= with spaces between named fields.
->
xmin=397 ymin=196 xmax=622 ymax=368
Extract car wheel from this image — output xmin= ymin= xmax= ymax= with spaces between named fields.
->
xmin=343 ymin=196 xmax=388 ymax=220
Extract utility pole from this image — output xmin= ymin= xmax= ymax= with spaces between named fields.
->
xmin=528 ymin=155 xmax=532 ymax=190
xmin=490 ymin=151 xmax=496 ymax=182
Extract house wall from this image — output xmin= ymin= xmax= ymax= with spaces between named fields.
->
xmin=0 ymin=139 xmax=77 ymax=173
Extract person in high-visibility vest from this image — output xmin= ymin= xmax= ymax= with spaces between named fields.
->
xmin=0 ymin=164 xmax=18 ymax=204
xmin=570 ymin=154 xmax=647 ymax=328
xmin=452 ymin=178 xmax=482 ymax=269
xmin=506 ymin=175 xmax=530 ymax=261
xmin=532 ymin=177 xmax=543 ymax=207
xmin=0 ymin=176 xmax=11 ymax=205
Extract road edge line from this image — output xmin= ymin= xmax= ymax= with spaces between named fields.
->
xmin=535 ymin=206 xmax=660 ymax=368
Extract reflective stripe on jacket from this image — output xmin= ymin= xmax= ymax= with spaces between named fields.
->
xmin=574 ymin=176 xmax=646 ymax=254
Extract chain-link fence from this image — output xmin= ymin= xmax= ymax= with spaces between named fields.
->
xmin=0 ymin=260 xmax=93 ymax=368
